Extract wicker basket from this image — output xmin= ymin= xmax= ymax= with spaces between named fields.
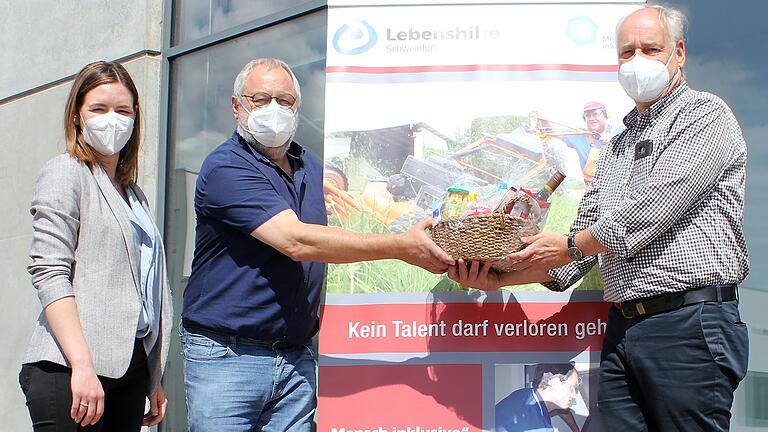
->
xmin=428 ymin=195 xmax=539 ymax=270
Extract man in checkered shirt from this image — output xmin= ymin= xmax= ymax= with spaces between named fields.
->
xmin=449 ymin=5 xmax=749 ymax=431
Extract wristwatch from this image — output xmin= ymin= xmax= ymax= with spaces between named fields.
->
xmin=567 ymin=234 xmax=584 ymax=262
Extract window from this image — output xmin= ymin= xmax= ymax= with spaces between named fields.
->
xmin=172 ymin=0 xmax=317 ymax=46
xmin=161 ymin=9 xmax=327 ymax=430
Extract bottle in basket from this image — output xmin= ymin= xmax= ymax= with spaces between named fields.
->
xmin=508 ymin=170 xmax=566 ymax=225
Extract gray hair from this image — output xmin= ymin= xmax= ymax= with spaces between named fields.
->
xmin=533 ymin=363 xmax=577 ymax=390
xmin=233 ymin=58 xmax=302 ymax=106
xmin=616 ymin=4 xmax=688 ymax=49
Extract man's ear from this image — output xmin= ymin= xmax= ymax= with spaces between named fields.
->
xmin=231 ymin=95 xmax=240 ymax=117
xmin=676 ymin=40 xmax=686 ymax=70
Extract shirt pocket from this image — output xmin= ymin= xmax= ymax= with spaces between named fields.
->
xmin=627 ymin=143 xmax=656 ymax=192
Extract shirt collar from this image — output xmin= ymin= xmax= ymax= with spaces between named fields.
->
xmin=286 ymin=141 xmax=305 ymax=168
xmin=232 ymin=130 xmax=306 ymax=170
xmin=123 ymin=188 xmax=155 ymax=241
xmin=623 ymin=81 xmax=690 ymax=128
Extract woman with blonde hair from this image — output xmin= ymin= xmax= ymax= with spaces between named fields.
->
xmin=19 ymin=61 xmax=172 ymax=431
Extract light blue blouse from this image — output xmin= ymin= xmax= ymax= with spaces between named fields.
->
xmin=120 ymin=188 xmax=163 ymax=355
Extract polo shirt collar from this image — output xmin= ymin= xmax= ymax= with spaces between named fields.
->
xmin=286 ymin=141 xmax=306 ymax=169
xmin=232 ymin=130 xmax=306 ymax=170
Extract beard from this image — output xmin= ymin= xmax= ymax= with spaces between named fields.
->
xmin=235 ymin=114 xmax=290 ymax=161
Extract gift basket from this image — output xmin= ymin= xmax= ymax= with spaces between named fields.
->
xmin=429 ymin=170 xmax=565 ymax=271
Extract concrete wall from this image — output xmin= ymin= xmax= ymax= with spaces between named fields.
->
xmin=0 ymin=1 xmax=163 ymax=430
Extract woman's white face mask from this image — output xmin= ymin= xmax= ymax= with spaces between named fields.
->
xmin=618 ymin=52 xmax=677 ymax=103
xmin=81 ymin=111 xmax=134 ymax=156
xmin=240 ymin=99 xmax=297 ymax=148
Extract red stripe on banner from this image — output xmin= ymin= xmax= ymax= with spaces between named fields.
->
xmin=317 ymin=364 xmax=482 ymax=431
xmin=319 ymin=301 xmax=610 ymax=354
xmin=325 ymin=64 xmax=618 ymax=74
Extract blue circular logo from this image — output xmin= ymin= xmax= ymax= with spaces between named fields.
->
xmin=566 ymin=16 xmax=598 ymax=45
xmin=332 ymin=20 xmax=378 ymax=55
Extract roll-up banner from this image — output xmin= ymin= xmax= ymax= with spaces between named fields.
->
xmin=320 ymin=2 xmax=642 ymax=431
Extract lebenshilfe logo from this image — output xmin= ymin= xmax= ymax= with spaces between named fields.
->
xmin=333 ymin=20 xmax=378 ymax=55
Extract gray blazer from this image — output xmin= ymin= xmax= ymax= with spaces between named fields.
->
xmin=24 ymin=154 xmax=172 ymax=392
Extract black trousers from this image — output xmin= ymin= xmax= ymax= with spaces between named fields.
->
xmin=19 ymin=340 xmax=149 ymax=432
xmin=597 ymin=300 xmax=748 ymax=431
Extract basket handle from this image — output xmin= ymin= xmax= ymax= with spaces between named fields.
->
xmin=494 ymin=193 xmax=532 ymax=214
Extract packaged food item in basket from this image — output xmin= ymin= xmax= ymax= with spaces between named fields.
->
xmin=462 ymin=204 xmax=492 ymax=218
xmin=493 ymin=185 xmax=518 ymax=213
xmin=507 ymin=170 xmax=566 ymax=226
xmin=440 ymin=187 xmax=470 ymax=219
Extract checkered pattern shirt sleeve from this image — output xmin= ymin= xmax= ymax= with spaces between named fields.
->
xmin=543 ymin=151 xmax=605 ymax=291
xmin=546 ymin=82 xmax=749 ymax=302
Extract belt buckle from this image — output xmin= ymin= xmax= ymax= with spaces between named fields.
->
xmin=634 ymin=302 xmax=646 ymax=317
xmin=620 ymin=301 xmax=646 ymax=319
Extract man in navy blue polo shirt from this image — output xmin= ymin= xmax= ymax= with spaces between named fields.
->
xmin=181 ymin=58 xmax=454 ymax=431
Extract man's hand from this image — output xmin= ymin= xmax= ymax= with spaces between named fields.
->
xmin=143 ymin=385 xmax=168 ymax=427
xmin=399 ymin=218 xmax=455 ymax=274
xmin=447 ymin=259 xmax=500 ymax=290
xmin=507 ymin=232 xmax=570 ymax=271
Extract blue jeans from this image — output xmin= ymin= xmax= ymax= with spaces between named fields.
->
xmin=597 ymin=300 xmax=748 ymax=432
xmin=181 ymin=325 xmax=317 ymax=432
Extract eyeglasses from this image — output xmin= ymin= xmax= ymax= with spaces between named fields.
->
xmin=583 ymin=110 xmax=605 ymax=119
xmin=240 ymin=92 xmax=296 ymax=109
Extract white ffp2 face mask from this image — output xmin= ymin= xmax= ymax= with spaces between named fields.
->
xmin=81 ymin=111 xmax=135 ymax=156
xmin=618 ymin=53 xmax=676 ymax=103
xmin=242 ymin=99 xmax=297 ymax=148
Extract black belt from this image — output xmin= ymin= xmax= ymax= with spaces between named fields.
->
xmin=614 ymin=284 xmax=737 ymax=319
xmin=182 ymin=322 xmax=297 ymax=349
